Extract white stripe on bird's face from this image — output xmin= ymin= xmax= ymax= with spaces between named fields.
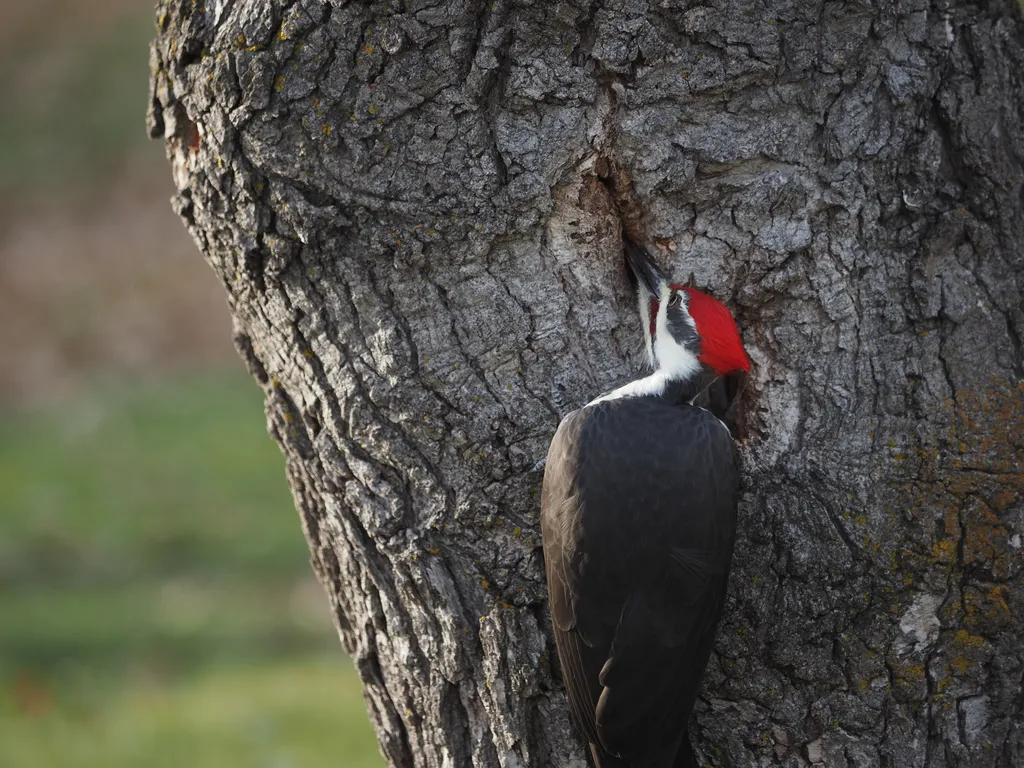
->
xmin=638 ymin=287 xmax=655 ymax=368
xmin=653 ymin=284 xmax=701 ymax=382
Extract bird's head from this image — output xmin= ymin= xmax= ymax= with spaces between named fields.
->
xmin=625 ymin=241 xmax=750 ymax=383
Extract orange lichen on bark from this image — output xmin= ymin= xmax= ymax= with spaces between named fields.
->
xmin=962 ymin=585 xmax=1014 ymax=634
xmin=899 ymin=384 xmax=1022 ymax=576
xmin=962 ymin=498 xmax=1013 ymax=574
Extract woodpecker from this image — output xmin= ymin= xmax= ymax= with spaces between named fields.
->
xmin=540 ymin=241 xmax=750 ymax=768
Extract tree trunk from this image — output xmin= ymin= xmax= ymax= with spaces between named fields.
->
xmin=148 ymin=1 xmax=1024 ymax=765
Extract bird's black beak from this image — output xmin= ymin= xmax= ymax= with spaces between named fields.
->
xmin=624 ymin=240 xmax=668 ymax=298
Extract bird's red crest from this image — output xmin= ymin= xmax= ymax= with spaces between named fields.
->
xmin=673 ymin=285 xmax=750 ymax=375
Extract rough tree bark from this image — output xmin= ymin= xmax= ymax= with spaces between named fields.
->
xmin=149 ymin=1 xmax=1024 ymax=766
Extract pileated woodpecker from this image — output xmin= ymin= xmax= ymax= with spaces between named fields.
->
xmin=541 ymin=241 xmax=750 ymax=768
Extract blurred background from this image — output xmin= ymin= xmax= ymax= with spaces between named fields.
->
xmin=0 ymin=2 xmax=381 ymax=765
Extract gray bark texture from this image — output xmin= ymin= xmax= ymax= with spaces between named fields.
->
xmin=148 ymin=1 xmax=1024 ymax=766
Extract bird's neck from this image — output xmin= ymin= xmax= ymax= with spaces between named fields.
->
xmin=587 ymin=367 xmax=718 ymax=407
xmin=658 ymin=368 xmax=722 ymax=405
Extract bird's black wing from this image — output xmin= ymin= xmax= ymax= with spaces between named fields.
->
xmin=541 ymin=399 xmax=739 ymax=761
xmin=541 ymin=407 xmax=606 ymax=746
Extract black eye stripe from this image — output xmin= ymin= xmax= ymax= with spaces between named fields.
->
xmin=666 ymin=298 xmax=700 ymax=352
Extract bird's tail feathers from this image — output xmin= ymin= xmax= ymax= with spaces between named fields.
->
xmin=590 ymin=743 xmax=630 ymax=768
xmin=589 ymin=731 xmax=694 ymax=768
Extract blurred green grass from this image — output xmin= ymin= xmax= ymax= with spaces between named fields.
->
xmin=1 ymin=657 xmax=382 ymax=768
xmin=0 ymin=373 xmax=383 ymax=767
xmin=0 ymin=374 xmax=309 ymax=585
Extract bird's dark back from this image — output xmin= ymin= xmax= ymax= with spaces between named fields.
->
xmin=540 ymin=396 xmax=740 ymax=765
xmin=544 ymin=398 xmax=738 ymax=614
